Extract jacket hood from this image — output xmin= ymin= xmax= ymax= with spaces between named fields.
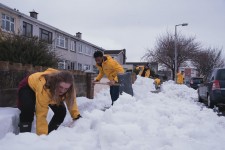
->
xmin=44 ymin=68 xmax=59 ymax=74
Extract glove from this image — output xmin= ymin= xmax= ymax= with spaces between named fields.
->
xmin=73 ymin=114 xmax=82 ymax=120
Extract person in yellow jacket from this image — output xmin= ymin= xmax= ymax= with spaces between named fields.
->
xmin=137 ymin=64 xmax=151 ymax=78
xmin=177 ymin=71 xmax=185 ymax=84
xmin=17 ymin=68 xmax=81 ymax=135
xmin=93 ymin=51 xmax=124 ymax=105
xmin=154 ymin=75 xmax=161 ymax=90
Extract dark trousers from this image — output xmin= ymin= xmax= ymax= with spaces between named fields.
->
xmin=110 ymin=85 xmax=120 ymax=105
xmin=18 ymin=85 xmax=66 ymax=133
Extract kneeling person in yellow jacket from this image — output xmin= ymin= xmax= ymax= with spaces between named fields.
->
xmin=18 ymin=68 xmax=81 ymax=135
xmin=154 ymin=75 xmax=161 ymax=90
xmin=137 ymin=64 xmax=151 ymax=78
xmin=93 ymin=51 xmax=124 ymax=105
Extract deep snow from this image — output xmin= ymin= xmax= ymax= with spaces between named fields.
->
xmin=1 ymin=76 xmax=225 ymax=150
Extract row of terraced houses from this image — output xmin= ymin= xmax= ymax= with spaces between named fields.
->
xmin=0 ymin=3 xmax=105 ymax=72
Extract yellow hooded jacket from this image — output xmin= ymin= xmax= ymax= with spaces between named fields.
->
xmin=177 ymin=72 xmax=184 ymax=84
xmin=154 ymin=78 xmax=161 ymax=86
xmin=28 ymin=68 xmax=80 ymax=135
xmin=138 ymin=66 xmax=150 ymax=78
xmin=95 ymin=55 xmax=124 ymax=82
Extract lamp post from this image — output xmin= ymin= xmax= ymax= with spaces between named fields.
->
xmin=174 ymin=23 xmax=188 ymax=83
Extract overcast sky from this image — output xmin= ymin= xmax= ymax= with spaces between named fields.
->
xmin=1 ymin=0 xmax=225 ymax=62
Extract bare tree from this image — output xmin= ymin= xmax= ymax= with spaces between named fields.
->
xmin=142 ymin=32 xmax=200 ymax=80
xmin=192 ymin=47 xmax=225 ymax=80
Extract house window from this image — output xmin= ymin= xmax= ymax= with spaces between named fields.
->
xmin=58 ymin=61 xmax=66 ymax=69
xmin=78 ymin=63 xmax=82 ymax=70
xmin=23 ymin=22 xmax=33 ymax=37
xmin=83 ymin=64 xmax=90 ymax=71
xmin=1 ymin=14 xmax=15 ymax=32
xmin=82 ymin=45 xmax=86 ymax=53
xmin=85 ymin=46 xmax=88 ymax=54
xmin=56 ymin=35 xmax=68 ymax=49
xmin=78 ymin=43 xmax=82 ymax=53
xmin=70 ymin=61 xmax=77 ymax=70
xmin=88 ymin=48 xmax=91 ymax=55
xmin=39 ymin=28 xmax=52 ymax=44
xmin=70 ymin=41 xmax=76 ymax=52
xmin=85 ymin=46 xmax=91 ymax=55
xmin=93 ymin=65 xmax=98 ymax=73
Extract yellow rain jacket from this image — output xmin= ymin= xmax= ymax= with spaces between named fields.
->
xmin=28 ymin=68 xmax=80 ymax=135
xmin=154 ymin=78 xmax=161 ymax=86
xmin=177 ymin=72 xmax=184 ymax=84
xmin=138 ymin=66 xmax=150 ymax=78
xmin=95 ymin=55 xmax=124 ymax=82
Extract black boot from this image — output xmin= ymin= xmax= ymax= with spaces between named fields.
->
xmin=19 ymin=122 xmax=32 ymax=133
xmin=48 ymin=122 xmax=60 ymax=134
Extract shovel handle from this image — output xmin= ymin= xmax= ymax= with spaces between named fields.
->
xmin=93 ymin=82 xmax=120 ymax=86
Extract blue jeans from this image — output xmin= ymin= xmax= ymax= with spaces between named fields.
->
xmin=110 ymin=85 xmax=120 ymax=105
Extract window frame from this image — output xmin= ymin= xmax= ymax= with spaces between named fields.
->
xmin=23 ymin=21 xmax=33 ymax=37
xmin=56 ymin=35 xmax=68 ymax=49
xmin=70 ymin=40 xmax=76 ymax=52
xmin=1 ymin=13 xmax=15 ymax=32
xmin=78 ymin=63 xmax=83 ymax=71
xmin=83 ymin=64 xmax=91 ymax=71
xmin=39 ymin=28 xmax=52 ymax=44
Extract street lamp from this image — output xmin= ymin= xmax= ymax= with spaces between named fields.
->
xmin=174 ymin=23 xmax=188 ymax=83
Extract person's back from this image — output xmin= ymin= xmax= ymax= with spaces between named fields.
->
xmin=154 ymin=78 xmax=161 ymax=85
xmin=154 ymin=78 xmax=161 ymax=90
xmin=177 ymin=71 xmax=184 ymax=84
xmin=137 ymin=65 xmax=150 ymax=78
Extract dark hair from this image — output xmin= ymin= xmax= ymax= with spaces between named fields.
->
xmin=145 ymin=63 xmax=150 ymax=68
xmin=93 ymin=51 xmax=103 ymax=58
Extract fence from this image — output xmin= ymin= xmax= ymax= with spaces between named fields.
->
xmin=0 ymin=61 xmax=95 ymax=107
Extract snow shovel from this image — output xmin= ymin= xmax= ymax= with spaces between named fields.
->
xmin=117 ymin=72 xmax=134 ymax=96
xmin=93 ymin=82 xmax=120 ymax=86
xmin=93 ymin=72 xmax=133 ymax=96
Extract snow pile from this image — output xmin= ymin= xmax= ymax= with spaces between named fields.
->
xmin=1 ymin=76 xmax=225 ymax=150
xmin=0 ymin=108 xmax=20 ymax=139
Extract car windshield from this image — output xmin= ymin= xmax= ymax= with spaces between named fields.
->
xmin=218 ymin=69 xmax=225 ymax=80
xmin=193 ymin=78 xmax=203 ymax=84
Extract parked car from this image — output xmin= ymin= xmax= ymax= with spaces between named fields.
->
xmin=198 ymin=68 xmax=225 ymax=108
xmin=190 ymin=77 xmax=203 ymax=89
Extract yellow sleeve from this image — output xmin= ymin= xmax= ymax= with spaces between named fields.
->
xmin=95 ymin=66 xmax=104 ymax=81
xmin=66 ymin=97 xmax=80 ymax=119
xmin=35 ymin=90 xmax=49 ymax=135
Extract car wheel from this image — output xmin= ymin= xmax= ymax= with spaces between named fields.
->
xmin=207 ymin=95 xmax=215 ymax=108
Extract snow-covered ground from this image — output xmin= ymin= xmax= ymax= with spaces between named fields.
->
xmin=1 ymin=76 xmax=225 ymax=150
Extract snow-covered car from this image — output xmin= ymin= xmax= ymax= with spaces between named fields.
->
xmin=190 ymin=77 xmax=203 ymax=90
xmin=198 ymin=68 xmax=225 ymax=108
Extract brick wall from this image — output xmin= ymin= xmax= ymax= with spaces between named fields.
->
xmin=0 ymin=61 xmax=95 ymax=107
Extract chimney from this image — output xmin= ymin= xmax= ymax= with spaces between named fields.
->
xmin=29 ymin=10 xmax=38 ymax=19
xmin=76 ymin=32 xmax=82 ymax=39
